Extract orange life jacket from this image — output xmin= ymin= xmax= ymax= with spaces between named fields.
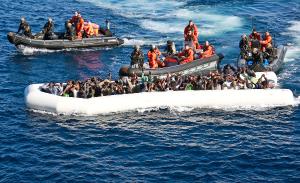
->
xmin=148 ymin=50 xmax=158 ymax=68
xmin=201 ymin=45 xmax=214 ymax=58
xmin=260 ymin=35 xmax=272 ymax=47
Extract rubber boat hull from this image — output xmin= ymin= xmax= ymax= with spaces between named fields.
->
xmin=25 ymin=85 xmax=296 ymax=116
xmin=7 ymin=32 xmax=124 ymax=50
xmin=119 ymin=54 xmax=224 ymax=77
xmin=237 ymin=45 xmax=287 ymax=73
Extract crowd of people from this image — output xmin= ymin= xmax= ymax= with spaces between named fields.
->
xmin=17 ymin=11 xmax=110 ymax=40
xmin=130 ymin=20 xmax=215 ymax=69
xmin=41 ymin=64 xmax=274 ymax=98
xmin=239 ymin=28 xmax=275 ymax=68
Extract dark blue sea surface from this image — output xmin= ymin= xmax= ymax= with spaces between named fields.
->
xmin=0 ymin=0 xmax=300 ymax=182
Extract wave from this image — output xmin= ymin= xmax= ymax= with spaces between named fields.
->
xmin=16 ymin=45 xmax=112 ymax=55
xmin=282 ymin=21 xmax=300 ymax=62
xmin=78 ymin=0 xmax=242 ymax=38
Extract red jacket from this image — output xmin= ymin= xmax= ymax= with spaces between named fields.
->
xmin=179 ymin=48 xmax=194 ymax=64
xmin=184 ymin=24 xmax=199 ymax=41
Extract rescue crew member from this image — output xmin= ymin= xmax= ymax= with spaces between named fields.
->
xmin=184 ymin=20 xmax=199 ymax=43
xmin=17 ymin=17 xmax=32 ymax=37
xmin=185 ymin=30 xmax=199 ymax=49
xmin=249 ymin=28 xmax=261 ymax=41
xmin=178 ymin=44 xmax=194 ymax=64
xmin=239 ymin=34 xmax=251 ymax=59
xmin=148 ymin=45 xmax=164 ymax=69
xmin=130 ymin=45 xmax=144 ymax=68
xmin=83 ymin=21 xmax=94 ymax=38
xmin=260 ymin=31 xmax=272 ymax=49
xmin=201 ymin=41 xmax=214 ymax=58
xmin=64 ymin=21 xmax=74 ymax=40
xmin=69 ymin=11 xmax=84 ymax=38
xmin=164 ymin=40 xmax=176 ymax=56
xmin=42 ymin=18 xmax=55 ymax=40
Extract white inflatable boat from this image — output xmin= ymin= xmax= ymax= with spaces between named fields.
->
xmin=24 ymin=72 xmax=298 ymax=115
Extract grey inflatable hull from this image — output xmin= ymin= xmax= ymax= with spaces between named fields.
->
xmin=119 ymin=53 xmax=224 ymax=77
xmin=237 ymin=45 xmax=287 ymax=73
xmin=7 ymin=32 xmax=124 ymax=50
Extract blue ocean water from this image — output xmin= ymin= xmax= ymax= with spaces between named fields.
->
xmin=0 ymin=0 xmax=300 ymax=182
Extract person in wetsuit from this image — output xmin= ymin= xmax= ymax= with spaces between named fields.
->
xmin=42 ymin=18 xmax=55 ymax=40
xmin=64 ymin=21 xmax=75 ymax=40
xmin=239 ymin=34 xmax=251 ymax=59
xmin=130 ymin=45 xmax=144 ymax=68
xmin=17 ymin=17 xmax=32 ymax=37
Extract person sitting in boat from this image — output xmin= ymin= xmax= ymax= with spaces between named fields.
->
xmin=184 ymin=20 xmax=199 ymax=44
xmin=147 ymin=45 xmax=164 ymax=69
xmin=130 ymin=45 xmax=144 ymax=68
xmin=83 ymin=21 xmax=94 ymax=38
xmin=42 ymin=18 xmax=56 ymax=40
xmin=69 ymin=11 xmax=84 ymax=39
xmin=17 ymin=17 xmax=32 ymax=38
xmin=64 ymin=21 xmax=75 ymax=40
xmin=260 ymin=31 xmax=272 ymax=49
xmin=247 ymin=48 xmax=263 ymax=68
xmin=178 ymin=44 xmax=194 ymax=64
xmin=164 ymin=40 xmax=177 ymax=56
xmin=239 ymin=34 xmax=251 ymax=59
xmin=261 ymin=47 xmax=271 ymax=66
xmin=200 ymin=41 xmax=214 ymax=58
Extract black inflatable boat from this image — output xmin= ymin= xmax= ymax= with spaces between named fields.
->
xmin=7 ymin=32 xmax=124 ymax=50
xmin=119 ymin=53 xmax=224 ymax=77
xmin=237 ymin=45 xmax=287 ymax=73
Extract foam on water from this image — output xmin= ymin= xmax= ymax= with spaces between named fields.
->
xmin=78 ymin=0 xmax=242 ymax=38
xmin=17 ymin=45 xmax=112 ymax=55
xmin=282 ymin=21 xmax=300 ymax=62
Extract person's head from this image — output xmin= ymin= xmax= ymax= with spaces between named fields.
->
xmin=74 ymin=11 xmax=79 ymax=17
xmin=187 ymin=30 xmax=192 ymax=35
xmin=252 ymin=28 xmax=257 ymax=34
xmin=265 ymin=31 xmax=270 ymax=36
xmin=20 ymin=17 xmax=25 ymax=23
xmin=134 ymin=44 xmax=140 ymax=50
xmin=151 ymin=44 xmax=156 ymax=50
xmin=185 ymin=44 xmax=190 ymax=50
xmin=205 ymin=41 xmax=209 ymax=46
xmin=48 ymin=17 xmax=52 ymax=23
xmin=189 ymin=20 xmax=194 ymax=26
xmin=262 ymin=47 xmax=266 ymax=52
xmin=252 ymin=48 xmax=258 ymax=54
xmin=242 ymin=34 xmax=247 ymax=40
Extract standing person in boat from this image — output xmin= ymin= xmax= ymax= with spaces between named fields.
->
xmin=249 ymin=28 xmax=261 ymax=41
xmin=184 ymin=20 xmax=199 ymax=44
xmin=42 ymin=18 xmax=56 ymax=40
xmin=178 ymin=44 xmax=194 ymax=64
xmin=201 ymin=41 xmax=214 ymax=58
xmin=130 ymin=45 xmax=144 ymax=68
xmin=147 ymin=45 xmax=164 ymax=69
xmin=185 ymin=30 xmax=199 ymax=49
xmin=17 ymin=17 xmax=32 ymax=38
xmin=239 ymin=34 xmax=251 ymax=59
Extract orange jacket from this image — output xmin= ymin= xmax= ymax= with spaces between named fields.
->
xmin=74 ymin=17 xmax=84 ymax=32
xmin=179 ymin=48 xmax=194 ymax=64
xmin=148 ymin=50 xmax=158 ymax=68
xmin=201 ymin=45 xmax=214 ymax=58
xmin=260 ymin=35 xmax=272 ymax=46
xmin=184 ymin=24 xmax=199 ymax=41
xmin=83 ymin=23 xmax=94 ymax=36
